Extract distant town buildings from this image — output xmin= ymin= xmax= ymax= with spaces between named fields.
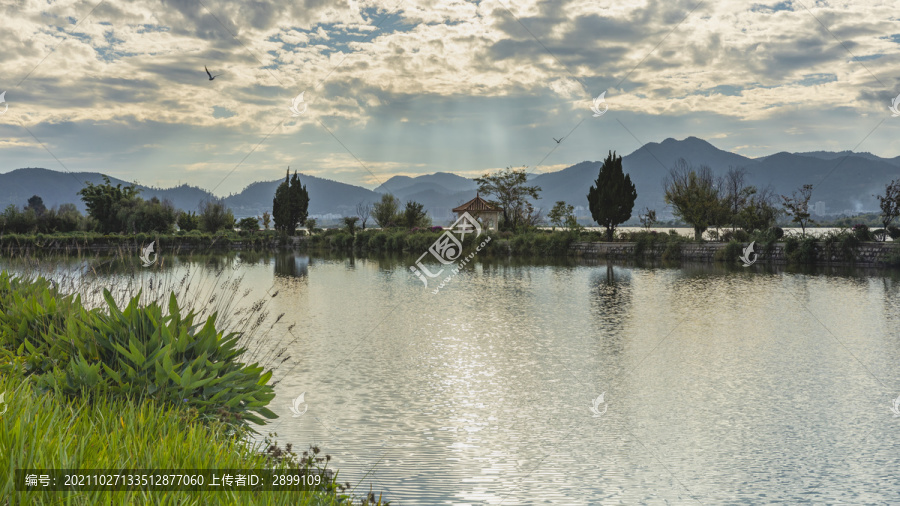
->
xmin=813 ymin=201 xmax=826 ymax=216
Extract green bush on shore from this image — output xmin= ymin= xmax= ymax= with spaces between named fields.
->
xmin=0 ymin=272 xmax=389 ymax=505
xmin=0 ymin=271 xmax=277 ymax=429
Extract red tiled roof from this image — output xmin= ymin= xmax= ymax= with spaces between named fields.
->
xmin=452 ymin=195 xmax=499 ymax=213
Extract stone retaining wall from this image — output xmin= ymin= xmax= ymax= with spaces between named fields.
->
xmin=570 ymin=241 xmax=900 ymax=267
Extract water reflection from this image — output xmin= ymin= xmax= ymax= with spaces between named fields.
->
xmin=2 ymin=252 xmax=900 ymax=503
xmin=274 ymin=252 xmax=309 ymax=278
xmin=589 ymin=264 xmax=633 ymax=334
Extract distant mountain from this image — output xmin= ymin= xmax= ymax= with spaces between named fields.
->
xmin=224 ymin=174 xmax=381 ymax=218
xmin=0 ymin=168 xmax=215 ymax=213
xmin=375 ymin=172 xmax=477 ymax=196
xmin=532 ymin=137 xmax=756 ymax=217
xmin=530 ymin=138 xmax=895 ymax=219
xmin=789 ymin=150 xmax=900 ymax=166
xmin=3 ymin=137 xmax=897 ymax=223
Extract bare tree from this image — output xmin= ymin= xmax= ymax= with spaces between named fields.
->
xmin=638 ymin=207 xmax=657 ymax=230
xmin=722 ymin=167 xmax=750 ymax=232
xmin=875 ymin=179 xmax=900 ymax=241
xmin=356 ymin=201 xmax=371 ymax=230
xmin=524 ymin=205 xmax=544 ymax=229
xmin=781 ymin=184 xmax=815 ymax=236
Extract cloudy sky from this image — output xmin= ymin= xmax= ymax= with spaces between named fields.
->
xmin=1 ymin=0 xmax=899 ymax=195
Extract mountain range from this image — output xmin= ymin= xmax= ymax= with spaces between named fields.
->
xmin=2 ymin=137 xmax=897 ymax=224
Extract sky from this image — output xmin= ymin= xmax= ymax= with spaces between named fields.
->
xmin=1 ymin=0 xmax=899 ymax=196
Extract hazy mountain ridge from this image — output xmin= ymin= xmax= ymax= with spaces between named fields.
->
xmin=2 ymin=137 xmax=897 ymax=222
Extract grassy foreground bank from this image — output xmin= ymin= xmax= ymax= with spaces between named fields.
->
xmin=0 ymin=271 xmax=386 ymax=505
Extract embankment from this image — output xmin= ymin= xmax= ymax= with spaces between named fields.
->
xmin=571 ymin=241 xmax=900 ymax=267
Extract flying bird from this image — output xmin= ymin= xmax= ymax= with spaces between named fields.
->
xmin=205 ymin=65 xmax=222 ymax=81
xmin=553 ymin=137 xmax=563 ymax=144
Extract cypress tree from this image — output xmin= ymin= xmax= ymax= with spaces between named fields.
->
xmin=587 ymin=151 xmax=637 ymax=241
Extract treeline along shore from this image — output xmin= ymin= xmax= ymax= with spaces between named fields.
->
xmin=2 ymin=226 xmax=899 ymax=268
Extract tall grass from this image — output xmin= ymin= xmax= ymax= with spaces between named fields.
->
xmin=0 ymin=248 xmax=295 ymax=379
xmin=0 ymin=373 xmax=387 ymax=505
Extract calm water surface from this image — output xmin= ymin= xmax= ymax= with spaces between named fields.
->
xmin=4 ymin=253 xmax=900 ymax=504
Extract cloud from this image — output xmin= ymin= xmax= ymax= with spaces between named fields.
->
xmin=1 ymin=0 xmax=899 ymax=192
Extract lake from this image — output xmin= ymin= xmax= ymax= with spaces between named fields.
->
xmin=3 ymin=252 xmax=900 ymax=504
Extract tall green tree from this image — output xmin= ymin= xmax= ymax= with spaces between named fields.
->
xmin=238 ymin=216 xmax=260 ymax=234
xmin=372 ymin=193 xmax=401 ymax=228
xmin=177 ymin=211 xmax=200 ymax=231
xmin=587 ymin=151 xmax=637 ymax=241
xmin=272 ymin=170 xmax=291 ymax=233
xmin=663 ymin=159 xmax=720 ymax=241
xmin=474 ymin=166 xmax=541 ymax=231
xmin=548 ymin=201 xmax=574 ymax=231
xmin=289 ymin=171 xmax=309 ymax=229
xmin=198 ymin=199 xmax=235 ymax=232
xmin=273 ymin=169 xmax=310 ymax=234
xmin=402 ymin=201 xmax=429 ymax=229
xmin=78 ymin=176 xmax=141 ymax=233
xmin=25 ymin=195 xmax=47 ymax=216
xmin=132 ymin=196 xmax=177 ymax=234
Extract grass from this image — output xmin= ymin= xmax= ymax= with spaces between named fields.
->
xmin=0 ymin=254 xmax=389 ymax=505
xmin=0 ymin=372 xmax=388 ymax=505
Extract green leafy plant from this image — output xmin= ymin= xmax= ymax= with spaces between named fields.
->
xmin=0 ymin=271 xmax=277 ymax=429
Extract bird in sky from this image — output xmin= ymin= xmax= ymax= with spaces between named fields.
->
xmin=205 ymin=65 xmax=222 ymax=81
xmin=553 ymin=137 xmax=563 ymax=144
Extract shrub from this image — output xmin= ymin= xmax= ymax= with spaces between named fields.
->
xmin=199 ymin=200 xmax=236 ymax=233
xmin=886 ymin=248 xmax=900 ymax=267
xmin=785 ymin=236 xmax=817 ymax=264
xmin=368 ymin=231 xmax=388 ymax=251
xmin=852 ymin=223 xmax=872 ymax=241
xmin=661 ymin=241 xmax=681 ymax=261
xmin=175 ymin=211 xmax=200 ymax=232
xmin=888 ymin=225 xmax=900 ymax=240
xmin=714 ymin=240 xmax=744 ymax=263
xmin=238 ymin=216 xmax=260 ymax=234
xmin=0 ymin=272 xmax=277 ymax=430
xmin=720 ymin=229 xmax=750 ymax=243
